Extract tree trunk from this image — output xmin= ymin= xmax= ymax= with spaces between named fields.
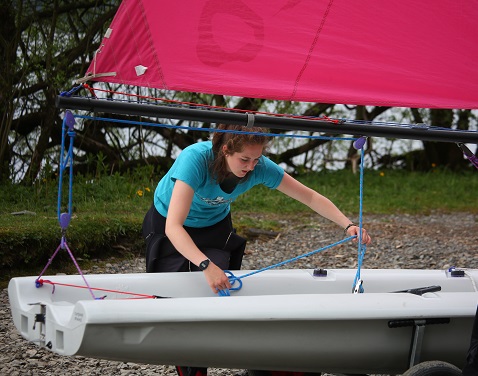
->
xmin=22 ymin=1 xmax=60 ymax=184
xmin=0 ymin=0 xmax=18 ymax=182
xmin=409 ymin=109 xmax=469 ymax=171
xmin=22 ymin=91 xmax=58 ymax=184
xmin=425 ymin=109 xmax=467 ymax=170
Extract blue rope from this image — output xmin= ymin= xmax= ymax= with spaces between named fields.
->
xmin=218 ymin=137 xmax=369 ymax=297
xmin=352 ymin=140 xmax=367 ymax=293
xmin=59 ymin=84 xmax=83 ymax=98
xmin=218 ymin=236 xmax=358 ymax=296
xmin=57 ymin=111 xmax=76 ymax=226
xmin=74 ymin=114 xmax=356 ymax=142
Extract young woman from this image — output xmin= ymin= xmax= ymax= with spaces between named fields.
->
xmin=142 ymin=123 xmax=372 ymax=376
xmin=143 ymin=123 xmax=371 ymax=292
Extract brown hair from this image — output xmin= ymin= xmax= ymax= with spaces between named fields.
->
xmin=210 ymin=124 xmax=272 ymax=183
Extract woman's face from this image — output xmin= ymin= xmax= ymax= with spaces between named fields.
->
xmin=223 ymin=143 xmax=264 ymax=178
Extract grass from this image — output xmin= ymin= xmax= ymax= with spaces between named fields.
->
xmin=1 ymin=167 xmax=477 ymax=288
xmin=233 ymin=168 xmax=478 ymax=215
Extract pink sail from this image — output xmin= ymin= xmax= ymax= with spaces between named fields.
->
xmin=84 ymin=0 xmax=478 ymax=109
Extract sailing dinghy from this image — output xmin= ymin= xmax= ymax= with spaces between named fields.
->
xmin=8 ymin=268 xmax=478 ymax=374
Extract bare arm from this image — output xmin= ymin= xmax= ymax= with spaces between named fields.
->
xmin=165 ymin=179 xmax=232 ymax=292
xmin=276 ymin=173 xmax=371 ymax=244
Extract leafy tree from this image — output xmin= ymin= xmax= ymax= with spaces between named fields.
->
xmin=0 ymin=0 xmax=119 ymax=183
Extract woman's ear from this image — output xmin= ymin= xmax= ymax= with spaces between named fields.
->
xmin=222 ymin=144 xmax=229 ymax=155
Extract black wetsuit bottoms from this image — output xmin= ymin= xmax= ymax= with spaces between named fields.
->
xmin=142 ymin=204 xmax=246 ymax=272
xmin=142 ymin=204 xmax=247 ymax=376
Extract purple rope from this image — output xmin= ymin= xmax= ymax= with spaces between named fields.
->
xmin=458 ymin=143 xmax=478 ymax=170
xmin=36 ymin=237 xmax=98 ymax=300
xmin=62 ymin=240 xmax=98 ymax=299
xmin=36 ymin=244 xmax=62 ymax=284
xmin=465 ymin=154 xmax=478 ymax=170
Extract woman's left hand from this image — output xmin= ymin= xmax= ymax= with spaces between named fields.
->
xmin=346 ymin=225 xmax=372 ymax=245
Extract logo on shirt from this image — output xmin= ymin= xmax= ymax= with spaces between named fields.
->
xmin=198 ymin=195 xmax=232 ymax=206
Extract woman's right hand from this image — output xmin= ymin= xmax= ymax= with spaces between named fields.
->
xmin=203 ymin=262 xmax=232 ymax=294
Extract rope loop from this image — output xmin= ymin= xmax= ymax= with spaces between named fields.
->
xmin=225 ymin=270 xmax=243 ymax=291
xmin=217 ymin=271 xmax=243 ymax=297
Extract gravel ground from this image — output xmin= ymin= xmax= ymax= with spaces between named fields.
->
xmin=1 ymin=212 xmax=477 ymax=375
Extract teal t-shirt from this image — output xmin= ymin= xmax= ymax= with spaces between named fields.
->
xmin=154 ymin=141 xmax=284 ymax=227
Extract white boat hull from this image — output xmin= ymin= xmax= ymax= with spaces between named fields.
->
xmin=8 ymin=268 xmax=478 ymax=373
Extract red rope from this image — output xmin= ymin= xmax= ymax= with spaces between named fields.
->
xmin=37 ymin=279 xmax=159 ymax=299
xmin=81 ymin=84 xmax=340 ymax=124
